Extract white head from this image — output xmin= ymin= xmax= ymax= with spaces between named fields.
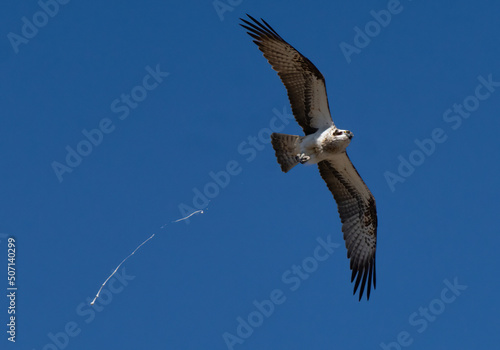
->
xmin=333 ymin=128 xmax=353 ymax=141
xmin=322 ymin=128 xmax=353 ymax=153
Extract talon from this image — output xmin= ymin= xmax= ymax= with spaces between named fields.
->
xmin=295 ymin=153 xmax=310 ymax=164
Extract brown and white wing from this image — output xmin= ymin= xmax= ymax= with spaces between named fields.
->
xmin=317 ymin=154 xmax=377 ymax=301
xmin=240 ymin=15 xmax=334 ymax=135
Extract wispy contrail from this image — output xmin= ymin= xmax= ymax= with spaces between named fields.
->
xmin=90 ymin=208 xmax=206 ymax=305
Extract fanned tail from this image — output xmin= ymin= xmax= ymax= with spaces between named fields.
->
xmin=270 ymin=133 xmax=302 ymax=173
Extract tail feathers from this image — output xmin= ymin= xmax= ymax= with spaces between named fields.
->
xmin=270 ymin=133 xmax=302 ymax=173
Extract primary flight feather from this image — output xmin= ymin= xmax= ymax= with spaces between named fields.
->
xmin=240 ymin=14 xmax=378 ymax=300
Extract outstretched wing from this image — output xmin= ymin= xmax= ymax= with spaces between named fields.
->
xmin=317 ymin=154 xmax=377 ymax=301
xmin=240 ymin=14 xmax=334 ymax=135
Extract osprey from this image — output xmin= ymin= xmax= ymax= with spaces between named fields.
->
xmin=240 ymin=15 xmax=378 ymax=300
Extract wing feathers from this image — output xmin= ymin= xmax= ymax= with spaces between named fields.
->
xmin=318 ymin=154 xmax=377 ymax=301
xmin=240 ymin=15 xmax=334 ymax=135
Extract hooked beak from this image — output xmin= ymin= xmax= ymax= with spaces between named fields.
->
xmin=345 ymin=130 xmax=353 ymax=140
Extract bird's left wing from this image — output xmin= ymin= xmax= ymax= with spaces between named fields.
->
xmin=240 ymin=15 xmax=334 ymax=135
xmin=317 ymin=154 xmax=377 ymax=300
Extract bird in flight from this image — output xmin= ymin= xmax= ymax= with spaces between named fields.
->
xmin=240 ymin=15 xmax=378 ymax=300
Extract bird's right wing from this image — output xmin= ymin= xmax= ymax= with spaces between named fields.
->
xmin=240 ymin=15 xmax=334 ymax=135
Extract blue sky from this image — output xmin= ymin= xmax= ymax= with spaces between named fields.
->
xmin=1 ymin=0 xmax=500 ymax=349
